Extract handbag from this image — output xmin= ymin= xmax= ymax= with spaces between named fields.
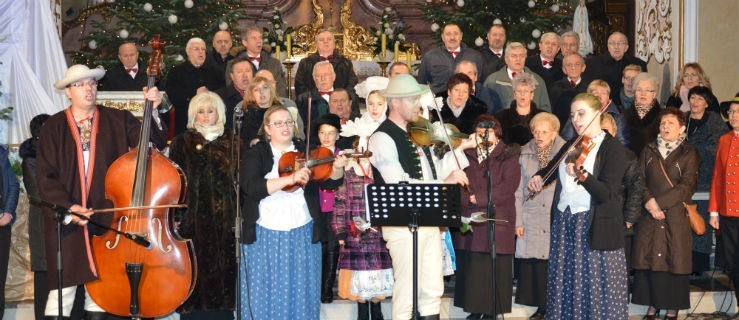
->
xmin=657 ymin=159 xmax=706 ymax=235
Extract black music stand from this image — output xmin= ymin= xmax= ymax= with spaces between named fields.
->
xmin=366 ymin=182 xmax=461 ymax=320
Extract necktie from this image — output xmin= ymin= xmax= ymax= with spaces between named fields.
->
xmin=570 ymin=80 xmax=577 ymax=87
xmin=495 ymin=52 xmax=502 ymax=58
xmin=126 ymin=68 xmax=137 ymax=74
xmin=449 ymin=50 xmax=460 ymax=58
xmin=248 ymin=57 xmax=261 ymax=63
xmin=542 ymin=60 xmax=553 ymax=66
xmin=511 ymin=72 xmax=517 ymax=79
xmin=320 ymin=55 xmax=333 ymax=61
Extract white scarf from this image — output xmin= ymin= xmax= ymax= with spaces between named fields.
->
xmin=194 ymin=123 xmax=224 ymax=141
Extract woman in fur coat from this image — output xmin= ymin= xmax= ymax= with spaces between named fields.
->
xmin=169 ymin=92 xmax=239 ymax=319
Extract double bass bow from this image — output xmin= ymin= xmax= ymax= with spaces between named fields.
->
xmin=86 ymin=35 xmax=195 ymax=319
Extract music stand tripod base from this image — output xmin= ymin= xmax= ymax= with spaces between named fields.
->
xmin=366 ymin=183 xmax=461 ymax=320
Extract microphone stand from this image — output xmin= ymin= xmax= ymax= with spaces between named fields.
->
xmin=28 ymin=198 xmax=152 ymax=318
xmin=481 ymin=129 xmax=502 ymax=319
xmin=232 ymin=107 xmax=245 ymax=320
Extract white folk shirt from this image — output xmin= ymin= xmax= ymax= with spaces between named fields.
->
xmin=557 ymin=131 xmax=606 ymax=214
xmin=256 ymin=143 xmax=312 ymax=230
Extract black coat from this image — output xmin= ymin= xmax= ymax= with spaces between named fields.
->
xmin=622 ymin=147 xmax=643 ymax=233
xmin=495 ymin=102 xmax=542 ymax=146
xmin=432 ymin=93 xmax=489 ymax=134
xmin=204 ymin=48 xmax=234 ymax=89
xmin=549 ymin=77 xmax=589 ymax=126
xmin=685 ymin=111 xmax=729 ymax=191
xmin=623 ymin=101 xmax=661 ymax=155
xmin=294 ymin=51 xmax=358 ymax=98
xmin=585 ymin=54 xmax=647 ymax=106
xmin=215 ymin=84 xmax=244 ymax=131
xmin=539 ymin=133 xmax=629 ymax=250
xmin=478 ymin=47 xmax=505 ymax=82
xmin=100 ymin=62 xmax=149 ymax=91
xmin=164 ymin=61 xmax=222 ymax=136
xmin=239 ymin=139 xmax=342 ymax=244
xmin=525 ymin=55 xmax=565 ymax=94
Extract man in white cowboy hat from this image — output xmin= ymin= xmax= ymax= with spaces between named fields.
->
xmin=36 ymin=64 xmax=168 ymax=320
xmin=368 ymin=74 xmax=472 ymax=320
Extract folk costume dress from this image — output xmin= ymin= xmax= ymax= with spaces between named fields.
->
xmin=536 ymin=131 xmax=630 ymax=319
xmin=238 ymin=139 xmax=341 ymax=320
xmin=332 ymin=157 xmax=394 ymax=301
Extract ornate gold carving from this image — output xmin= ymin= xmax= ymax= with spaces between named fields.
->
xmin=340 ymin=0 xmax=375 ymax=61
xmin=293 ymin=0 xmax=324 ymax=56
xmin=97 ymin=91 xmax=147 ymax=118
xmin=635 ymin=0 xmax=672 ymax=63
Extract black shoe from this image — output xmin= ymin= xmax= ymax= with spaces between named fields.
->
xmin=85 ymin=311 xmax=107 ymax=320
xmin=370 ymin=302 xmax=384 ymax=320
xmin=466 ymin=313 xmax=482 ymax=320
xmin=320 ymin=252 xmax=338 ymax=303
xmin=529 ymin=307 xmax=546 ymax=320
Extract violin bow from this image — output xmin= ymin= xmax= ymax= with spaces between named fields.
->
xmin=525 ymin=99 xmax=611 ymax=201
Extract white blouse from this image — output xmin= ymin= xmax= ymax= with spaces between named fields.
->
xmin=256 ymin=143 xmax=312 ymax=231
xmin=557 ymin=131 xmax=606 ymax=214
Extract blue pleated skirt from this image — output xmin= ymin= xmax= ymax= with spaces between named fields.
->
xmin=239 ymin=222 xmax=321 ymax=320
xmin=546 ymin=207 xmax=629 ymax=320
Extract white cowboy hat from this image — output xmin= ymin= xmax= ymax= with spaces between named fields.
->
xmin=377 ymin=74 xmax=429 ymax=98
xmin=54 ymin=64 xmax=106 ymax=90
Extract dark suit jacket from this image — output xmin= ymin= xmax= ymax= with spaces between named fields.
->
xmin=101 ymin=62 xmax=149 ymax=91
xmin=474 ymin=82 xmax=503 ymax=114
xmin=164 ymin=61 xmax=222 ymax=135
xmin=239 ymin=51 xmax=288 ymax=97
xmin=539 ymin=133 xmax=628 ymax=250
xmin=525 ymin=55 xmax=564 ymax=94
xmin=294 ymin=51 xmax=358 ymax=98
xmin=549 ymin=77 xmax=589 ymax=126
xmin=204 ymin=48 xmax=234 ymax=90
xmin=585 ymin=54 xmax=647 ymax=106
xmin=478 ymin=47 xmax=506 ymax=82
xmin=215 ymin=84 xmax=244 ymax=131
xmin=295 ymin=89 xmax=360 ymax=134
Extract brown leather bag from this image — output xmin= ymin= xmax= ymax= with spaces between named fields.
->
xmin=658 ymin=159 xmax=706 ymax=235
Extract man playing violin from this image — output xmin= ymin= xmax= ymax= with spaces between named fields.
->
xmin=37 ymin=64 xmax=167 ymax=319
xmin=368 ymin=74 xmax=472 ymax=320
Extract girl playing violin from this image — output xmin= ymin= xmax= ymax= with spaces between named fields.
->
xmin=527 ymin=93 xmax=630 ymax=319
xmin=238 ymin=106 xmax=346 ymax=320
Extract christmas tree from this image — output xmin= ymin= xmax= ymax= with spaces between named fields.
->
xmin=421 ymin=0 xmax=571 ymax=51
xmin=72 ymin=0 xmax=246 ymax=78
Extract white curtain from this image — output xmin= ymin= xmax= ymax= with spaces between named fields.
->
xmin=0 ymin=0 xmax=68 ymax=145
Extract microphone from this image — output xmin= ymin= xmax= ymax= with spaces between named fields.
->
xmin=234 ymin=106 xmax=244 ymax=119
xmin=477 ymin=121 xmax=496 ymax=129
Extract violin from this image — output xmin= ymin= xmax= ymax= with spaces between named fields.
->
xmin=526 ymin=101 xmax=610 ymax=201
xmin=407 ymin=117 xmax=468 ymax=149
xmin=279 ymin=147 xmax=372 ymax=191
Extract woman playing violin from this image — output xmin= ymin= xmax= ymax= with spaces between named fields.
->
xmin=527 ymin=93 xmax=629 ymax=319
xmin=238 ymin=106 xmax=345 ymax=320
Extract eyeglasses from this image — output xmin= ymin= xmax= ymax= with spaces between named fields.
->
xmin=70 ymin=80 xmax=98 ymax=88
xmin=514 ymin=90 xmax=533 ymax=95
xmin=635 ymin=88 xmax=656 ymax=93
xmin=268 ymin=120 xmax=295 ymax=128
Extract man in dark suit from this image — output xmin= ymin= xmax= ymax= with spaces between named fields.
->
xmin=550 ymin=53 xmax=589 ymax=127
xmin=478 ymin=23 xmax=507 ymax=81
xmin=455 ymin=60 xmax=503 ymax=113
xmin=294 ymin=29 xmax=358 ymax=98
xmin=295 ymin=61 xmax=359 ymax=130
xmin=585 ymin=32 xmax=647 ymax=106
xmin=204 ymin=30 xmax=235 ymax=89
xmin=525 ymin=32 xmax=565 ymax=94
xmin=240 ymin=26 xmax=287 ymax=97
xmin=100 ymin=42 xmax=148 ymax=91
xmin=165 ymin=37 xmax=222 ymax=136
xmin=215 ymin=57 xmax=254 ymax=130
xmin=418 ymin=22 xmax=484 ymax=95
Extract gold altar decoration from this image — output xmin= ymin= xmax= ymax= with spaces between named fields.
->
xmin=97 ymin=91 xmax=147 ymax=118
xmin=291 ymin=0 xmax=419 ymax=62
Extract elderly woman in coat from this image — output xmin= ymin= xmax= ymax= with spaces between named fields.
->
xmin=623 ymin=72 xmax=662 ymax=155
xmin=684 ymin=86 xmax=728 ymax=273
xmin=632 ymin=107 xmax=700 ymax=320
xmin=453 ymin=114 xmax=521 ymax=319
xmin=513 ymin=112 xmax=565 ymax=320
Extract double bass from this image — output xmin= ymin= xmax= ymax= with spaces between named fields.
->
xmin=86 ymin=36 xmax=196 ymax=318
